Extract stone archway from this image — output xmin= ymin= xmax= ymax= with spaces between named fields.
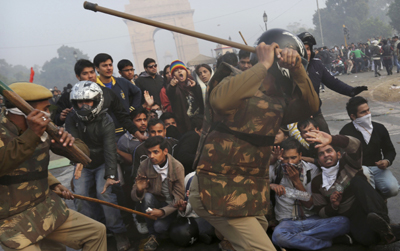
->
xmin=124 ymin=0 xmax=200 ymax=73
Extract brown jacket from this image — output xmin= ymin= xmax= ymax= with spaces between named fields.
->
xmin=312 ymin=135 xmax=364 ymax=218
xmin=131 ymin=154 xmax=185 ymax=217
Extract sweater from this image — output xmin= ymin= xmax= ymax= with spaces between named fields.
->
xmin=135 ymin=72 xmax=164 ymax=105
xmin=339 ymin=121 xmax=396 ymax=166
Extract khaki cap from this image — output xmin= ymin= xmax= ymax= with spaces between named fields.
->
xmin=9 ymin=82 xmax=53 ymax=101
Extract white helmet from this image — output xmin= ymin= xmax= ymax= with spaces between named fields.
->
xmin=70 ymin=81 xmax=104 ymax=122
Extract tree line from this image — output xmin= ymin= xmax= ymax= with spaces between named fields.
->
xmin=0 ymin=45 xmax=88 ymax=89
xmin=288 ymin=0 xmax=399 ymax=47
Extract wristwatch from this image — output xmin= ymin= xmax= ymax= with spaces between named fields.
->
xmin=107 ymin=175 xmax=115 ymax=180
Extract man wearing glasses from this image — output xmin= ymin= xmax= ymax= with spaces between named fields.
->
xmin=135 ymin=58 xmax=164 ymax=106
xmin=118 ymin=59 xmax=136 ymax=84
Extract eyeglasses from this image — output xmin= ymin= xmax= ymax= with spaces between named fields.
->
xmin=121 ymin=68 xmax=134 ymax=72
xmin=147 ymin=64 xmax=157 ymax=69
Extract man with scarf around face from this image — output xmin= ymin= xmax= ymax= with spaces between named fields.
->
xmin=308 ymin=130 xmax=400 ymax=246
xmin=270 ymin=138 xmax=350 ymax=250
xmin=188 ymin=32 xmax=320 ymax=250
xmin=339 ymin=97 xmax=398 ymax=199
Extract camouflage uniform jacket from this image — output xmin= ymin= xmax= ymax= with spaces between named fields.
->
xmin=195 ymin=63 xmax=319 ymax=217
xmin=0 ymin=108 xmax=88 ymax=249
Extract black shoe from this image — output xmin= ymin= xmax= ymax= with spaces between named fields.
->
xmin=332 ymin=234 xmax=353 ymax=245
xmin=377 ymin=72 xmax=381 ymax=76
xmin=390 ymin=224 xmax=400 ymax=242
xmin=199 ymin=233 xmax=213 ymax=244
xmin=367 ymin=213 xmax=395 ymax=244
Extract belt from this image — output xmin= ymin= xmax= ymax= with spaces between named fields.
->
xmin=212 ymin=122 xmax=275 ymax=147
xmin=0 ymin=170 xmax=48 ymax=186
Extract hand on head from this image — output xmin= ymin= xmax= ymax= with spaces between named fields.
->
xmin=304 ymin=130 xmax=332 ymax=148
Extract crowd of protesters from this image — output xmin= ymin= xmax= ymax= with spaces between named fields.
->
xmin=2 ymin=30 xmax=400 ymax=251
xmin=313 ymin=35 xmax=400 ymax=85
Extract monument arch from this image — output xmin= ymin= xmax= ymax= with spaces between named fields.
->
xmin=124 ymin=0 xmax=200 ymax=73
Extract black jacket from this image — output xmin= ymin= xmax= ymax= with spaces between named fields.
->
xmin=316 ymin=50 xmax=332 ymax=65
xmin=166 ymin=81 xmax=204 ymax=134
xmin=97 ymin=77 xmax=142 ymax=112
xmin=65 ymin=110 xmax=117 ymax=178
xmin=369 ymin=45 xmax=381 ymax=58
xmin=173 ymin=130 xmax=200 ymax=175
xmin=339 ymin=121 xmax=396 ymax=166
xmin=307 ymin=58 xmax=355 ymax=112
xmin=53 ymin=87 xmax=138 ymax=135
xmin=135 ymin=72 xmax=164 ymax=105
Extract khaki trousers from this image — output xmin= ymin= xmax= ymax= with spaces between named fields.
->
xmin=1 ymin=209 xmax=107 ymax=251
xmin=189 ymin=175 xmax=276 ymax=251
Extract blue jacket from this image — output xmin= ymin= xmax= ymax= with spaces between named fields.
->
xmin=97 ymin=76 xmax=142 ymax=133
xmin=307 ymin=58 xmax=354 ymax=112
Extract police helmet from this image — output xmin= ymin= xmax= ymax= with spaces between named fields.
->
xmin=250 ymin=28 xmax=308 ymax=95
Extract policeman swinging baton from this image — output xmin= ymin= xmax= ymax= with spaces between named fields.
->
xmin=0 ymin=80 xmax=91 ymax=166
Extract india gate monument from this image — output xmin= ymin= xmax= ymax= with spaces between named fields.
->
xmin=124 ymin=0 xmax=200 ymax=72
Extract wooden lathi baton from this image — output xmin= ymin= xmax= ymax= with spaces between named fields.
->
xmin=0 ymin=81 xmax=91 ymax=166
xmin=83 ymin=2 xmax=255 ymax=53
xmin=239 ymin=31 xmax=248 ymax=45
xmin=73 ymin=194 xmax=157 ymax=220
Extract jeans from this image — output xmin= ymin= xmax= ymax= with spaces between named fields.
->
xmin=73 ymin=164 xmax=127 ymax=234
xmin=141 ymin=193 xmax=177 ymax=237
xmin=383 ymin=57 xmax=393 ymax=74
xmin=373 ymin=60 xmax=381 ymax=76
xmin=355 ymin=58 xmax=363 ymax=72
xmin=272 ymin=215 xmax=350 ymax=250
xmin=365 ymin=165 xmax=399 ymax=199
xmin=394 ymin=55 xmax=400 ymax=72
xmin=345 ymin=175 xmax=390 ymax=246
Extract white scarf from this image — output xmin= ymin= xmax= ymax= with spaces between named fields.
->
xmin=353 ymin=114 xmax=373 ymax=144
xmin=153 ymin=159 xmax=169 ymax=182
xmin=321 ymin=162 xmax=340 ymax=190
xmin=7 ymin=107 xmax=27 ymax=117
xmin=6 ymin=108 xmax=49 ymax=142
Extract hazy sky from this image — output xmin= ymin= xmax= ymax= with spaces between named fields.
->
xmin=1 ymin=0 xmax=326 ymax=71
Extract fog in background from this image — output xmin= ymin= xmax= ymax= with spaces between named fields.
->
xmin=1 ymin=0 xmax=326 ymax=71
